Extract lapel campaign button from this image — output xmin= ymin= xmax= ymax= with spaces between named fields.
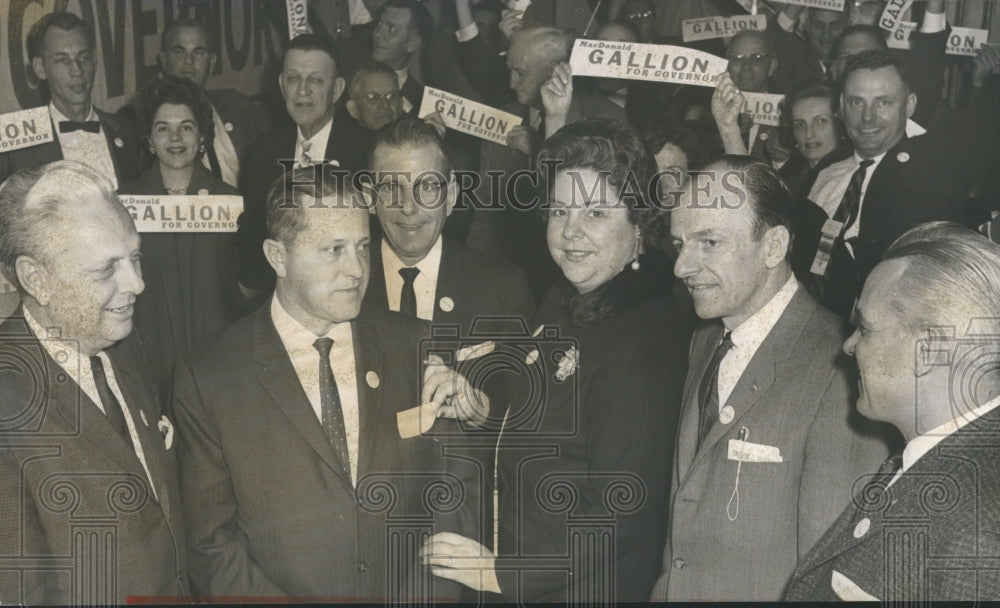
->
xmin=224 ymin=122 xmax=234 ymax=132
xmin=719 ymin=405 xmax=735 ymax=425
xmin=114 ymin=137 xmax=124 ymax=148
xmin=366 ymin=370 xmax=380 ymax=389
xmin=896 ymin=151 xmax=909 ymax=163
xmin=439 ymin=296 xmax=454 ymax=312
xmin=853 ymin=517 xmax=870 ymax=538
xmin=525 ymin=349 xmax=540 ymax=365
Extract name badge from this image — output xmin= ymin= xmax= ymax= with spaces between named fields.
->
xmin=728 ymin=439 xmax=783 ymax=463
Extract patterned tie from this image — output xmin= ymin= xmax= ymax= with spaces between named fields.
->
xmin=90 ymin=355 xmax=134 ymax=450
xmin=300 ymin=139 xmax=313 ymax=167
xmin=313 ymin=338 xmax=351 ymax=478
xmin=832 ymin=159 xmax=875 ymax=238
xmin=697 ymin=331 xmax=734 ymax=450
xmin=398 ymin=267 xmax=419 ymax=317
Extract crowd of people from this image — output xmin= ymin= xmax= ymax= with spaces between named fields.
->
xmin=1 ymin=0 xmax=1000 ymax=603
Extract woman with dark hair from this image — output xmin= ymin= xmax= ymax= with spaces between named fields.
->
xmin=422 ymin=118 xmax=691 ymax=602
xmin=119 ymin=76 xmax=241 ymax=398
xmin=780 ymin=79 xmax=849 ymax=199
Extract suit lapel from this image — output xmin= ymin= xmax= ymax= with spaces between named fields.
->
xmin=432 ymin=239 xmax=461 ymax=322
xmin=251 ymin=310 xmax=353 ymax=490
xmin=675 ymin=324 xmax=723 ymax=483
xmin=363 ymin=239 xmax=390 ymax=314
xmin=354 ymin=318 xmax=392 ymax=477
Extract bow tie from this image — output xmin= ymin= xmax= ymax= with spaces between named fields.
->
xmin=59 ymin=120 xmax=100 ymax=133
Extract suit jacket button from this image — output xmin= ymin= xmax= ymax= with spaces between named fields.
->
xmin=358 ymin=562 xmax=368 ymax=573
xmin=673 ymin=558 xmax=686 ymax=569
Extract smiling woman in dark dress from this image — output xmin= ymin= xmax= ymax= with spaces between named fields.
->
xmin=422 ymin=117 xmax=691 ymax=602
xmin=118 ymin=76 xmax=241 ymax=400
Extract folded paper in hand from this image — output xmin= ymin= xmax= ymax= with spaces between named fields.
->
xmin=397 ymin=402 xmax=439 ymax=439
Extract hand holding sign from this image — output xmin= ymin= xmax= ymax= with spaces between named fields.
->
xmin=499 ymin=8 xmax=525 ymax=38
xmin=540 ymin=62 xmax=573 ymax=137
xmin=972 ymin=43 xmax=1000 ymax=88
xmin=421 ymin=354 xmax=489 ymax=427
xmin=421 ymin=110 xmax=448 ymax=138
xmin=506 ymin=125 xmax=540 ymax=156
xmin=712 ymin=72 xmax=745 ymax=129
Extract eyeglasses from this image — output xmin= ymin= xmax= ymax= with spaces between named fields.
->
xmin=374 ymin=177 xmax=448 ymax=205
xmin=726 ymin=53 xmax=772 ymax=67
xmin=624 ymin=10 xmax=653 ymax=20
xmin=357 ymin=91 xmax=401 ymax=106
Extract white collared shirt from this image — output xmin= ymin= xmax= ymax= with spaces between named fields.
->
xmin=50 ymin=103 xmax=118 ymax=189
xmin=23 ymin=307 xmax=157 ymax=497
xmin=201 ymin=105 xmax=240 ymax=187
xmin=887 ymin=394 xmax=1000 ymax=487
xmin=294 ymin=118 xmax=334 ymax=168
xmin=381 ymin=235 xmax=443 ymax=321
xmin=270 ymin=295 xmax=361 ymax=483
xmin=717 ymin=275 xmax=799 ymax=409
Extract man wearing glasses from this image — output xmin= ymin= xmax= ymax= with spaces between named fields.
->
xmin=346 ymin=60 xmax=405 ymax=133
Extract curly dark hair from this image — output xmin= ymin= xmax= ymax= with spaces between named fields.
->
xmin=136 ymin=76 xmax=215 ymax=153
xmin=536 ymin=117 xmax=658 ymax=232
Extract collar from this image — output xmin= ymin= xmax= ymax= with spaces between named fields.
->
xmin=49 ymin=102 xmax=98 ymax=125
xmin=728 ymin=274 xmax=798 ymax=345
xmin=381 ymin=233 xmax=443 ymax=280
xmin=901 ymin=394 xmax=1000 ymax=474
xmin=270 ymin=294 xmax=352 ymax=351
xmin=395 ymin=67 xmax=409 ymax=88
xmin=297 ymin=117 xmax=335 ymax=155
xmin=23 ymin=305 xmax=90 ymax=378
xmin=854 ymin=149 xmax=888 ymax=167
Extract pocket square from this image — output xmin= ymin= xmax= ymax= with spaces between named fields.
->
xmin=158 ymin=415 xmax=175 ymax=450
xmin=831 ymin=570 xmax=879 ymax=601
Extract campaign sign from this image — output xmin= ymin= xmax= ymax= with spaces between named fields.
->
xmin=886 ymin=21 xmax=916 ymax=50
xmin=781 ymin=0 xmax=845 ymax=10
xmin=682 ymin=15 xmax=766 ymax=42
xmin=570 ymin=39 xmax=727 ymax=87
xmin=119 ymin=195 xmax=244 ymax=233
xmin=742 ymin=92 xmax=784 ymax=127
xmin=285 ymin=0 xmax=311 ymax=38
xmin=947 ymin=27 xmax=989 ymax=57
xmin=419 ymin=87 xmax=522 ymax=145
xmin=879 ymin=0 xmax=913 ymax=32
xmin=0 ymin=106 xmax=53 ymax=153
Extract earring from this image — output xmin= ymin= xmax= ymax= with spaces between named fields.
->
xmin=148 ymin=145 xmax=155 ymax=155
xmin=631 ymin=256 xmax=640 ymax=271
xmin=198 ymin=144 xmax=206 ymax=155
xmin=631 ymin=234 xmax=641 ymax=271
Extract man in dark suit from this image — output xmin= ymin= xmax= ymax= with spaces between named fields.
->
xmin=157 ymin=19 xmax=263 ymax=188
xmin=237 ymin=33 xmax=366 ymax=301
xmin=786 ymin=222 xmax=1000 ymax=602
xmin=0 ymin=12 xmax=141 ymax=188
xmin=363 ymin=117 xmax=533 ymax=329
xmin=0 ymin=161 xmax=188 ymax=604
xmin=795 ymin=50 xmax=1000 ymax=318
xmin=174 ymin=168 xmax=486 ymax=600
xmin=651 ymin=156 xmax=888 ymax=601
xmin=370 ymin=0 xmax=434 ymax=115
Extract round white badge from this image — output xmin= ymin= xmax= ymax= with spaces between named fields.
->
xmin=439 ymin=297 xmax=454 ymax=312
xmin=366 ymin=371 xmax=380 ymax=389
xmin=114 ymin=137 xmax=124 ymax=148
xmin=897 ymin=151 xmax=910 ymax=163
xmin=525 ymin=349 xmax=540 ymax=365
xmin=224 ymin=122 xmax=234 ymax=132
xmin=719 ymin=405 xmax=735 ymax=425
xmin=853 ymin=517 xmax=870 ymax=538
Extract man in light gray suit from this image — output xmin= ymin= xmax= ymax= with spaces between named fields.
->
xmin=652 ymin=155 xmax=889 ymax=601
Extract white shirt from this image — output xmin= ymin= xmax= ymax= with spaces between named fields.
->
xmin=294 ymin=117 xmax=334 ymax=168
xmin=23 ymin=307 xmax=157 ymax=497
xmin=270 ymin=295 xmax=361 ymax=483
xmin=717 ymin=275 xmax=798 ymax=409
xmin=349 ymin=0 xmax=373 ymax=25
xmin=381 ymin=235 xmax=443 ymax=321
xmin=201 ymin=105 xmax=241 ymax=187
xmin=888 ymin=394 xmax=1000 ymax=487
xmin=50 ymin=103 xmax=118 ymax=189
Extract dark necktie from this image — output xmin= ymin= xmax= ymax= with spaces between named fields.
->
xmin=697 ymin=331 xmax=734 ymax=450
xmin=399 ymin=267 xmax=419 ymax=317
xmin=90 ymin=355 xmax=134 ymax=450
xmin=313 ymin=338 xmax=351 ymax=477
xmin=59 ymin=120 xmax=101 ymax=133
xmin=832 ymin=159 xmax=875 ymax=238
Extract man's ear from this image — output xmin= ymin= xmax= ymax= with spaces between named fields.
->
xmin=445 ymin=175 xmax=457 ymax=217
xmin=15 ymin=255 xmax=49 ymax=306
xmin=209 ymin=52 xmax=218 ymax=77
xmin=346 ymin=99 xmax=360 ymax=121
xmin=332 ymin=77 xmax=347 ymax=105
xmin=157 ymin=51 xmax=167 ymax=75
xmin=263 ymin=239 xmax=288 ymax=278
xmin=905 ymin=91 xmax=917 ymax=119
xmin=406 ymin=33 xmax=422 ymax=54
xmin=763 ymin=224 xmax=791 ymax=269
xmin=32 ymin=57 xmax=47 ymax=82
xmin=767 ymin=57 xmax=778 ymax=78
xmin=278 ymin=73 xmax=287 ymax=101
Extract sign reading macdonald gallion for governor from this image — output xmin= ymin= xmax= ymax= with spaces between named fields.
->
xmin=570 ymin=40 xmax=727 ymax=87
xmin=682 ymin=15 xmax=766 ymax=43
xmin=419 ymin=87 xmax=522 ymax=145
xmin=118 ymin=195 xmax=243 ymax=233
